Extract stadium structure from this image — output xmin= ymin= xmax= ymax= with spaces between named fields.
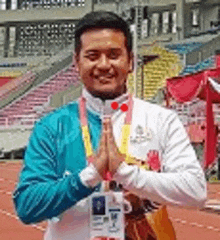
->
xmin=0 ymin=0 xmax=220 ymax=176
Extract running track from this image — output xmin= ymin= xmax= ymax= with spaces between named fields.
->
xmin=0 ymin=160 xmax=220 ymax=240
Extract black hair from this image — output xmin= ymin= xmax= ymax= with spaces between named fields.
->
xmin=74 ymin=11 xmax=132 ymax=57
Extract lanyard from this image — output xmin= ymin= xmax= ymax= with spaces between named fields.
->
xmin=79 ymin=94 xmax=134 ymax=180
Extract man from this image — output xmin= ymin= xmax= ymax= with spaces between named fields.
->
xmin=13 ymin=11 xmax=207 ymax=240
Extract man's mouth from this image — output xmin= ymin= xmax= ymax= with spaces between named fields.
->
xmin=94 ymin=75 xmax=115 ymax=83
xmin=99 ymin=76 xmax=113 ymax=83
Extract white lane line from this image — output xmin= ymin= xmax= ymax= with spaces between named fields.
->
xmin=0 ymin=188 xmax=12 ymax=196
xmin=213 ymin=228 xmax=220 ymax=232
xmin=0 ymin=166 xmax=20 ymax=172
xmin=31 ymin=224 xmax=46 ymax=231
xmin=171 ymin=217 xmax=220 ymax=232
xmin=0 ymin=209 xmax=19 ymax=220
xmin=207 ymin=226 xmax=214 ymax=230
xmin=0 ymin=177 xmax=17 ymax=184
xmin=0 ymin=209 xmax=45 ymax=232
xmin=9 ymin=180 xmax=16 ymax=184
xmin=171 ymin=218 xmax=181 ymax=222
xmin=196 ymin=224 xmax=204 ymax=228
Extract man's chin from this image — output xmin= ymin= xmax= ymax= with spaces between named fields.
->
xmin=89 ymin=88 xmax=122 ymax=100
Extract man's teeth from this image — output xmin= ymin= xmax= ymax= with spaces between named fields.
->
xmin=98 ymin=76 xmax=113 ymax=79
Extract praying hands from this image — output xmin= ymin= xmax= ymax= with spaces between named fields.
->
xmin=92 ymin=117 xmax=125 ymax=178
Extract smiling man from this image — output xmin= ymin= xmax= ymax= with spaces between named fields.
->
xmin=13 ymin=11 xmax=207 ymax=240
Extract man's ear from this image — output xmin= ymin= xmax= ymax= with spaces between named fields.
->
xmin=128 ymin=52 xmax=134 ymax=73
xmin=73 ymin=53 xmax=79 ymax=73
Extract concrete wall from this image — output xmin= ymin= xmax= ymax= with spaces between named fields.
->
xmin=147 ymin=0 xmax=178 ymax=6
xmin=138 ymin=33 xmax=176 ymax=45
xmin=185 ymin=0 xmax=201 ymax=2
xmin=0 ymin=3 xmax=92 ymax=24
xmin=0 ymin=126 xmax=32 ymax=152
xmin=94 ymin=3 xmax=117 ymax=13
xmin=200 ymin=5 xmax=219 ymax=31
xmin=0 ymin=27 xmax=4 ymax=55
xmin=183 ymin=4 xmax=194 ymax=37
xmin=186 ymin=33 xmax=220 ymax=65
xmin=143 ymin=0 xmax=185 ymax=40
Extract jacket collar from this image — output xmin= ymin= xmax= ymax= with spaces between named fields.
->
xmin=81 ymin=87 xmax=130 ymax=117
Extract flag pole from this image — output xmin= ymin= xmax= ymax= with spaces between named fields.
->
xmin=133 ymin=0 xmax=138 ymax=97
xmin=204 ymin=70 xmax=208 ymax=170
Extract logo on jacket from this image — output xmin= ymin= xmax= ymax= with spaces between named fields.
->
xmin=146 ymin=150 xmax=161 ymax=172
xmin=130 ymin=125 xmax=152 ymax=144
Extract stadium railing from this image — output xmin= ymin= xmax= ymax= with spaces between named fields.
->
xmin=0 ymin=71 xmax=35 ymax=101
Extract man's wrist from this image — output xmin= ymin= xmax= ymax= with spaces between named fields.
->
xmin=79 ymin=163 xmax=102 ymax=188
xmin=112 ymin=161 xmax=128 ymax=177
xmin=116 ymin=161 xmax=128 ymax=173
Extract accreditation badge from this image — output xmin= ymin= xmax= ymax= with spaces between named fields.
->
xmin=89 ymin=192 xmax=125 ymax=239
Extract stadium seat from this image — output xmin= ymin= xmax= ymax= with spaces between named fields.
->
xmin=0 ymin=64 xmax=79 ymax=126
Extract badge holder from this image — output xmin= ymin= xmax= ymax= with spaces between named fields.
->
xmin=89 ymin=192 xmax=125 ymax=240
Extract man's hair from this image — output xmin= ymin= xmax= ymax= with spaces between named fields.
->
xmin=74 ymin=11 xmax=132 ymax=57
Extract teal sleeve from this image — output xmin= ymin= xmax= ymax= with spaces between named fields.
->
xmin=12 ymin=121 xmax=99 ymax=224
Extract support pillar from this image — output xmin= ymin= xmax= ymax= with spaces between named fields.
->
xmin=6 ymin=0 xmax=11 ymax=9
xmin=176 ymin=0 xmax=185 ymax=40
xmin=10 ymin=151 xmax=15 ymax=160
xmin=3 ymin=26 xmax=10 ymax=58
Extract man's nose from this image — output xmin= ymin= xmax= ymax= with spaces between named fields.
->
xmin=96 ymin=54 xmax=111 ymax=70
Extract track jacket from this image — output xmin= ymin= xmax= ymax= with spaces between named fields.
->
xmin=13 ymin=88 xmax=207 ymax=240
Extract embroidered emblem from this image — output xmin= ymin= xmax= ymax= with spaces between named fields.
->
xmin=146 ymin=150 xmax=161 ymax=172
xmin=130 ymin=125 xmax=152 ymax=144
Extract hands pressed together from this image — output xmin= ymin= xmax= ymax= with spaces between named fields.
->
xmin=92 ymin=117 xmax=125 ymax=179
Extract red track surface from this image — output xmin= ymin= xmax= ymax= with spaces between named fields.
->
xmin=0 ymin=160 xmax=220 ymax=240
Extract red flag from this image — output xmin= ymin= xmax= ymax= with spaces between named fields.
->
xmin=0 ymin=76 xmax=14 ymax=87
xmin=166 ymin=71 xmax=203 ymax=102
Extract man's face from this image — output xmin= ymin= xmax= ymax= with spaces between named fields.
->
xmin=75 ymin=28 xmax=133 ymax=99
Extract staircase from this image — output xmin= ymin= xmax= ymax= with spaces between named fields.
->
xmin=128 ymin=45 xmax=183 ymax=100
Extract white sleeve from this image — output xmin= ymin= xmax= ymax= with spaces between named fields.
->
xmin=114 ymin=112 xmax=207 ymax=208
xmin=79 ymin=163 xmax=102 ymax=188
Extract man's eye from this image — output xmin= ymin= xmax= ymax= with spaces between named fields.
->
xmin=85 ymin=54 xmax=99 ymax=60
xmin=109 ymin=52 xmax=119 ymax=59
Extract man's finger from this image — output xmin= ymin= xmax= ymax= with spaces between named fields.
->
xmin=105 ymin=117 xmax=116 ymax=145
xmin=97 ymin=119 xmax=108 ymax=155
xmin=102 ymin=117 xmax=109 ymax=132
xmin=98 ymin=132 xmax=106 ymax=153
